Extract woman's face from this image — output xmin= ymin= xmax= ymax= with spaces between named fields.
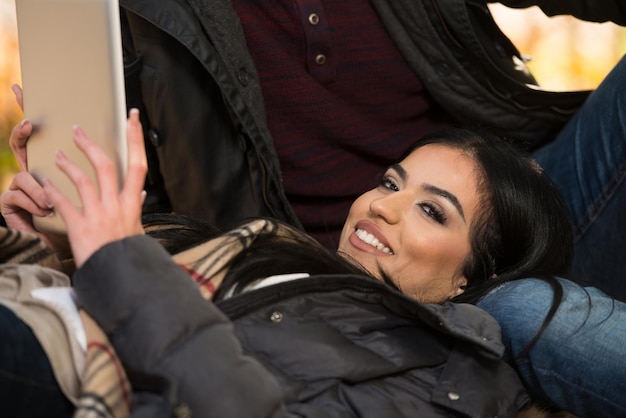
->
xmin=338 ymin=144 xmax=482 ymax=303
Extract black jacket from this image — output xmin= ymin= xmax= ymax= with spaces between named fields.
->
xmin=73 ymin=235 xmax=530 ymax=417
xmin=120 ymin=0 xmax=626 ymax=230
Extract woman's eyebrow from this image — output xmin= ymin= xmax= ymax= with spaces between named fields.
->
xmin=423 ymin=184 xmax=466 ymax=223
xmin=389 ymin=163 xmax=407 ymax=180
xmin=393 ymin=163 xmax=466 ymax=222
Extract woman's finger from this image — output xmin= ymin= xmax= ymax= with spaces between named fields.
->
xmin=9 ymin=119 xmax=32 ymax=171
xmin=53 ymin=149 xmax=99 ymax=209
xmin=0 ymin=188 xmax=52 ymax=219
xmin=42 ymin=177 xmax=86 ymax=264
xmin=8 ymin=171 xmax=52 ymax=210
xmin=120 ymin=109 xmax=148 ymax=208
xmin=1 ymin=172 xmax=52 ymax=234
xmin=0 ymin=190 xmax=40 ymax=235
xmin=11 ymin=84 xmax=23 ymax=111
xmin=71 ymin=125 xmax=120 ymax=201
xmin=41 ymin=177 xmax=79 ymax=230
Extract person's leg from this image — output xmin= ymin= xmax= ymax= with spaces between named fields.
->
xmin=531 ymin=55 xmax=626 ymax=299
xmin=0 ymin=304 xmax=74 ymax=417
xmin=477 ymin=278 xmax=626 ymax=418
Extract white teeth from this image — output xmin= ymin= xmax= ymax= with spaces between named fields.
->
xmin=355 ymin=229 xmax=393 ymax=254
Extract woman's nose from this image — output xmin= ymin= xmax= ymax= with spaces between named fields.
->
xmin=369 ymin=192 xmax=407 ymax=224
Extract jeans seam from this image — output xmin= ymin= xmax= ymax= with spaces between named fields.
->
xmin=573 ymin=158 xmax=626 ymax=242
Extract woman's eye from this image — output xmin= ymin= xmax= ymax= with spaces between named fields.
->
xmin=419 ymin=203 xmax=447 ymax=224
xmin=379 ymin=175 xmax=399 ymax=192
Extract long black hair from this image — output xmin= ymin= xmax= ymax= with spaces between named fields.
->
xmin=142 ymin=212 xmax=366 ymax=301
xmin=144 ymin=127 xmax=573 ymax=308
xmin=402 ymin=128 xmax=574 ymax=352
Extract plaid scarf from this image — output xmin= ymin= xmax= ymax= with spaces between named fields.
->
xmin=165 ymin=218 xmax=310 ymax=300
xmin=0 ymin=227 xmax=131 ymax=418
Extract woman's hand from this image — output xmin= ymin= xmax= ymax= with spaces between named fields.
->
xmin=42 ymin=109 xmax=148 ymax=268
xmin=0 ymin=85 xmax=70 ymax=252
xmin=1 ymin=83 xmax=41 ymax=231
xmin=1 ymin=85 xmax=47 ymax=232
xmin=0 ymin=84 xmax=69 ymax=251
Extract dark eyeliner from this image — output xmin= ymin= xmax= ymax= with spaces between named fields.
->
xmin=420 ymin=202 xmax=447 ymax=224
xmin=378 ymin=173 xmax=399 ymax=192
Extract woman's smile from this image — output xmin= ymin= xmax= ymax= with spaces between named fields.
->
xmin=349 ymin=221 xmax=394 ymax=255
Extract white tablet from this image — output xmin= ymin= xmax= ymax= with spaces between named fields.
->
xmin=15 ymin=0 xmax=127 ymax=234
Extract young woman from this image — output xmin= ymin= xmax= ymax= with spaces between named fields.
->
xmin=0 ymin=108 xmax=590 ymax=417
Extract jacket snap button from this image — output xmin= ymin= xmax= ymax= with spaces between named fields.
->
xmin=447 ymin=392 xmax=460 ymax=401
xmin=270 ymin=311 xmax=283 ymax=322
xmin=315 ymin=54 xmax=326 ymax=65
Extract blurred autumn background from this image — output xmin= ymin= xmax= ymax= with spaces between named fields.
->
xmin=0 ymin=1 xmax=625 ymax=191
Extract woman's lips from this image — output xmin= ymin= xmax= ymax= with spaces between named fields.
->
xmin=349 ymin=221 xmax=394 ymax=255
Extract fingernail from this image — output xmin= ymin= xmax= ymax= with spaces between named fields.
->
xmin=18 ymin=119 xmax=28 ymax=128
xmin=72 ymin=124 xmax=84 ymax=135
xmin=11 ymin=84 xmax=20 ymax=96
xmin=73 ymin=126 xmax=88 ymax=143
xmin=55 ymin=149 xmax=67 ymax=161
xmin=130 ymin=108 xmax=139 ymax=117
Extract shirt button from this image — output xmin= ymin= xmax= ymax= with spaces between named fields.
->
xmin=308 ymin=13 xmax=320 ymax=25
xmin=314 ymin=54 xmax=326 ymax=65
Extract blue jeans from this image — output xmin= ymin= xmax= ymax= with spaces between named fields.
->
xmin=478 ymin=278 xmax=626 ymax=418
xmin=478 ymin=56 xmax=626 ymax=416
xmin=0 ymin=305 xmax=74 ymax=417
xmin=532 ymin=54 xmax=626 ymax=300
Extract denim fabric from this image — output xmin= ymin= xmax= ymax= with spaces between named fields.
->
xmin=491 ymin=65 xmax=626 ymax=416
xmin=532 ymin=54 xmax=626 ymax=300
xmin=0 ymin=305 xmax=74 ymax=418
xmin=477 ymin=278 xmax=626 ymax=418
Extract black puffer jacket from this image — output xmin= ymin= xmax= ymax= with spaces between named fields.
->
xmin=121 ymin=0 xmax=626 ymax=231
xmin=73 ymin=235 xmax=530 ymax=417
